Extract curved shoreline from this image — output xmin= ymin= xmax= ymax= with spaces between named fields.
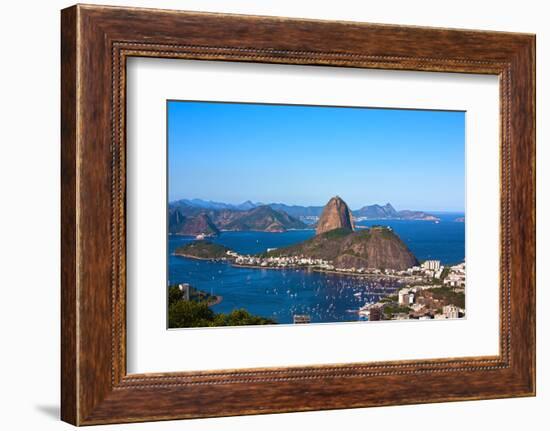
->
xmin=174 ymin=248 xmax=438 ymax=285
xmin=231 ymin=263 xmax=407 ymax=281
xmin=176 ymin=253 xmax=414 ymax=283
xmin=173 ymin=252 xmax=230 ymax=262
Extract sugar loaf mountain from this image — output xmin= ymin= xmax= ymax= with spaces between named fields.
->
xmin=174 ymin=196 xmax=420 ymax=271
xmin=264 ymin=196 xmax=418 ymax=270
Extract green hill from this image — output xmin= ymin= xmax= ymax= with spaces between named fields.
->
xmin=174 ymin=241 xmax=231 ymax=260
xmin=266 ymin=226 xmax=418 ymax=270
xmin=223 ymin=205 xmax=307 ymax=232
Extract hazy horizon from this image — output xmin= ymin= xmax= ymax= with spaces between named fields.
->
xmin=168 ymin=101 xmax=465 ymax=212
xmin=169 ymin=196 xmax=465 ymax=214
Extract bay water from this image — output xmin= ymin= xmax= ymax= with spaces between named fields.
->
xmin=168 ymin=213 xmax=464 ymax=324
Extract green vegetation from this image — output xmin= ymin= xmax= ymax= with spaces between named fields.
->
xmin=167 ymin=285 xmax=276 ymax=328
xmin=168 ymin=285 xmax=219 ymax=305
xmin=321 ymin=227 xmax=353 ymax=240
xmin=265 ymin=227 xmax=357 ymax=258
xmin=210 ymin=309 xmax=277 ymax=327
xmin=369 ymin=226 xmax=394 ymax=239
xmin=168 ymin=285 xmax=185 ymax=305
xmin=384 ymin=305 xmax=412 ymax=314
xmin=382 ymin=304 xmax=412 ymax=317
xmin=169 ymin=300 xmax=216 ymax=328
xmin=349 ymin=229 xmax=371 ymax=243
xmin=264 ymin=225 xmax=417 ymax=271
xmin=429 ymin=286 xmax=465 ymax=309
xmin=222 ymin=205 xmax=307 ymax=231
xmin=380 ymin=295 xmax=397 ymax=303
xmin=439 ymin=266 xmax=450 ymax=281
xmin=174 ymin=241 xmax=231 ymax=259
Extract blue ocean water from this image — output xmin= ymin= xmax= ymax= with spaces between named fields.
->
xmin=168 ymin=214 xmax=464 ymax=324
xmin=356 ymin=212 xmax=465 ymax=265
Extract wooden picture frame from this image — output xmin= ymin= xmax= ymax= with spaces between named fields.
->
xmin=61 ymin=4 xmax=535 ymax=425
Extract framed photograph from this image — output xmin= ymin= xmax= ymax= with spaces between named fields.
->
xmin=61 ymin=4 xmax=536 ymax=425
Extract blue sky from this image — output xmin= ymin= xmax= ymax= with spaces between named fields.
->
xmin=168 ymin=101 xmax=465 ymax=212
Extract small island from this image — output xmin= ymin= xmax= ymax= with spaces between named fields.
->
xmin=174 ymin=241 xmax=232 ymax=260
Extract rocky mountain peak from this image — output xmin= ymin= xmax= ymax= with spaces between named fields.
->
xmin=316 ymin=196 xmax=354 ymax=235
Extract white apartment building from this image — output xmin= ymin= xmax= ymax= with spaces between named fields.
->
xmin=443 ymin=274 xmax=465 ymax=288
xmin=178 ymin=283 xmax=190 ymax=301
xmin=398 ymin=288 xmax=415 ymax=305
xmin=422 ymin=260 xmax=441 ymax=271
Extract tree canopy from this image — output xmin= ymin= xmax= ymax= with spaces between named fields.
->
xmin=168 ymin=285 xmax=276 ymax=328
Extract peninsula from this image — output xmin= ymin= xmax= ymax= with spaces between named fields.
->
xmin=265 ymin=197 xmax=418 ymax=271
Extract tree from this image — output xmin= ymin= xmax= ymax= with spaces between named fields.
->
xmin=167 ymin=287 xmax=277 ymax=328
xmin=212 ymin=309 xmax=276 ymax=326
xmin=168 ymin=285 xmax=183 ymax=305
xmin=168 ymin=300 xmax=215 ymax=328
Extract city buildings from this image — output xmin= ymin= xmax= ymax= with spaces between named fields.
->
xmin=443 ymin=263 xmax=466 ymax=288
xmin=293 ymin=314 xmax=311 ymax=324
xmin=442 ymin=304 xmax=460 ymax=319
xmin=226 ymin=248 xmax=466 ymax=322
xmin=422 ymin=260 xmax=441 ymax=271
xmin=398 ymin=288 xmax=415 ymax=305
xmin=368 ymin=306 xmax=382 ymax=321
xmin=178 ymin=283 xmax=191 ymax=301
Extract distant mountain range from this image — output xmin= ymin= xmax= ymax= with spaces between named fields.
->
xmin=173 ymin=198 xmax=260 ymax=212
xmin=168 ymin=203 xmax=307 ymax=236
xmin=170 ymin=198 xmax=440 ymax=223
xmin=354 ymin=203 xmax=397 ymax=218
